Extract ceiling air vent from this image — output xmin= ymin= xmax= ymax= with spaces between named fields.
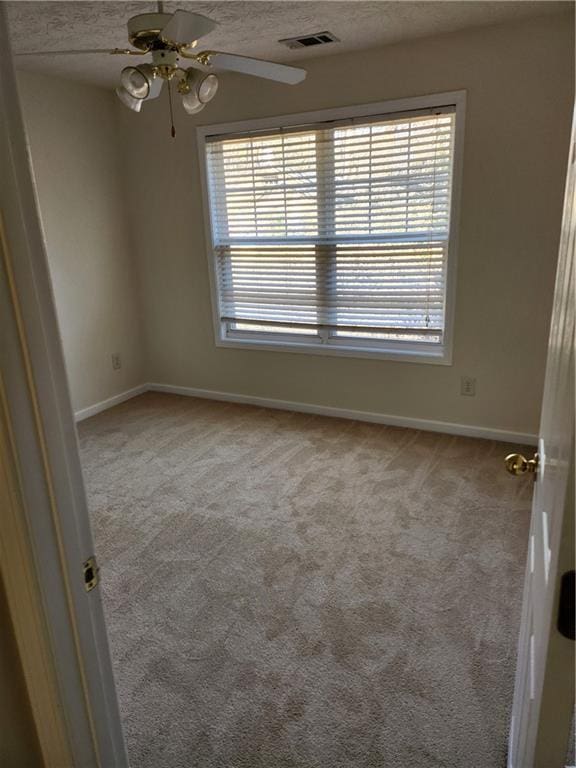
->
xmin=279 ymin=31 xmax=340 ymax=50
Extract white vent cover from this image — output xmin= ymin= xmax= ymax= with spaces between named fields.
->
xmin=278 ymin=31 xmax=339 ymax=49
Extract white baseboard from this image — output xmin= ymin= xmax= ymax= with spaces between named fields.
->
xmin=147 ymin=382 xmax=537 ymax=445
xmin=74 ymin=385 xmax=147 ymax=422
xmin=74 ymin=381 xmax=537 ymax=445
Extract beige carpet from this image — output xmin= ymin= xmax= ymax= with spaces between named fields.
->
xmin=78 ymin=392 xmax=531 ymax=768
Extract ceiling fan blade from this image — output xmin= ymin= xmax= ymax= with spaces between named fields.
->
xmin=15 ymin=48 xmax=140 ymax=57
xmin=160 ymin=10 xmax=216 ymax=46
xmin=203 ymin=52 xmax=306 ymax=85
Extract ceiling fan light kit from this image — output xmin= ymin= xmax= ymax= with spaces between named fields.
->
xmin=16 ymin=4 xmax=307 ymax=137
xmin=117 ymin=8 xmax=306 ymax=135
xmin=182 ymin=70 xmax=219 ymax=101
xmin=180 ymin=71 xmax=218 ymax=114
xmin=115 ymin=85 xmax=143 ymax=113
xmin=120 ymin=64 xmax=152 ymax=99
xmin=180 ymin=90 xmax=203 ymax=115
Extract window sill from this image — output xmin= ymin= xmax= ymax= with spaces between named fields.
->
xmin=216 ymin=335 xmax=453 ymax=365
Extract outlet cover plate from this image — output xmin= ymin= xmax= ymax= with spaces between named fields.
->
xmin=460 ymin=376 xmax=476 ymax=396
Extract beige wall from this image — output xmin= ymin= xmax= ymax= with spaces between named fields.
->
xmin=119 ymin=10 xmax=573 ymax=437
xmin=18 ymin=73 xmax=144 ymax=414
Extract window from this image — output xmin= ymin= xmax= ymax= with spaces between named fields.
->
xmin=200 ymin=93 xmax=463 ymax=363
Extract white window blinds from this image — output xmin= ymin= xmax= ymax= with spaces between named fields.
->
xmin=205 ymin=106 xmax=456 ymax=350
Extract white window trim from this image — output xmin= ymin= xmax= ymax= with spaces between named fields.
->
xmin=197 ymin=90 xmax=466 ymax=366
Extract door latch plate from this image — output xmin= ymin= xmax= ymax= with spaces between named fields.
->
xmin=83 ymin=557 xmax=99 ymax=592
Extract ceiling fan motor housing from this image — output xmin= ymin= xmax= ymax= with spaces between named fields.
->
xmin=127 ymin=13 xmax=173 ymax=50
xmin=151 ymin=49 xmax=179 ymax=68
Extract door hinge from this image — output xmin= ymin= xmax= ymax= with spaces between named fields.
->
xmin=83 ymin=556 xmax=99 ymax=592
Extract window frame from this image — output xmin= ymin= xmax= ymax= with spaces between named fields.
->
xmin=197 ymin=90 xmax=466 ymax=365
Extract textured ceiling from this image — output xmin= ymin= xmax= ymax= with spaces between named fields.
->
xmin=8 ymin=1 xmax=571 ymax=88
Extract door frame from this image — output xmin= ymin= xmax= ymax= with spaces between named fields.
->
xmin=0 ymin=6 xmax=127 ymax=766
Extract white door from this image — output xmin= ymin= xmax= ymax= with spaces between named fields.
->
xmin=507 ymin=107 xmax=575 ymax=768
xmin=0 ymin=6 xmax=128 ymax=765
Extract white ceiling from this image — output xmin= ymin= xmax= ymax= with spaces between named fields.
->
xmin=8 ymin=1 xmax=571 ymax=88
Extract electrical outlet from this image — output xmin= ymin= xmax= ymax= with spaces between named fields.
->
xmin=460 ymin=376 xmax=476 ymax=397
xmin=111 ymin=353 xmax=121 ymax=371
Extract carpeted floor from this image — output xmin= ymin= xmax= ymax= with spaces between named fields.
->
xmin=78 ymin=392 xmax=532 ymax=768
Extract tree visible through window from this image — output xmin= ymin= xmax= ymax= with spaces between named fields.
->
xmin=205 ymin=104 xmax=457 ymax=357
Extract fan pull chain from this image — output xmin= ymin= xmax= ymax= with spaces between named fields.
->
xmin=167 ymin=78 xmax=176 ymax=138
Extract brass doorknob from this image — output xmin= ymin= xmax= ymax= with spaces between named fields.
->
xmin=505 ymin=452 xmax=539 ymax=476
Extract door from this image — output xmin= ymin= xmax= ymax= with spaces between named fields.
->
xmin=507 ymin=107 xmax=575 ymax=768
xmin=0 ymin=6 xmax=128 ymax=765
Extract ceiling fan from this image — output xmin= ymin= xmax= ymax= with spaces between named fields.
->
xmin=17 ymin=2 xmax=307 ymax=136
